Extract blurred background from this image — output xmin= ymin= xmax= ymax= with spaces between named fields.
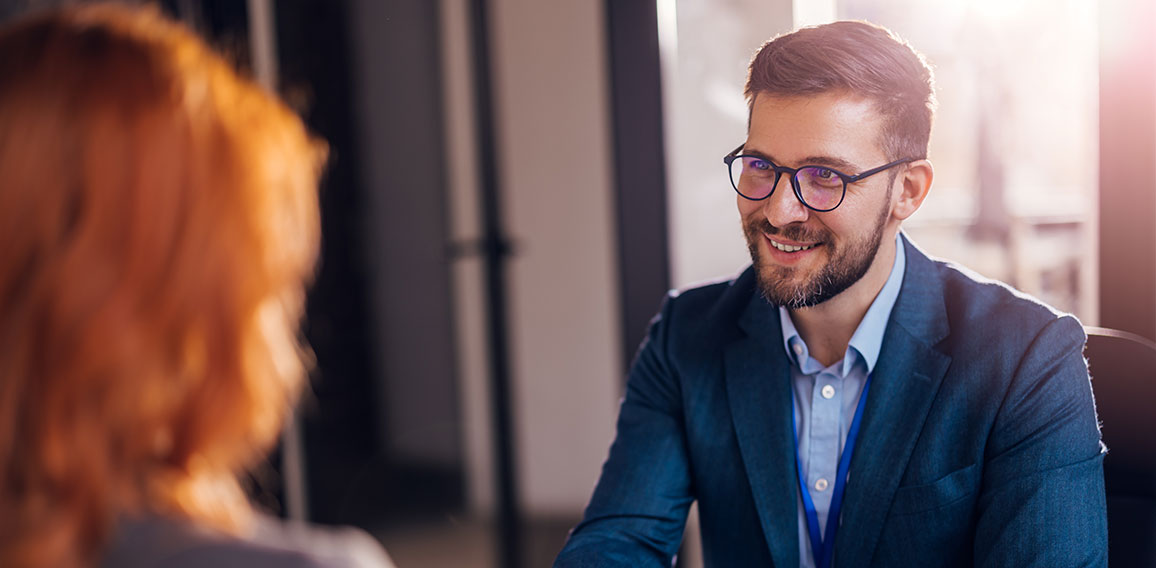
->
xmin=1 ymin=0 xmax=1152 ymax=566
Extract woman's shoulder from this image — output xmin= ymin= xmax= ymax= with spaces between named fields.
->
xmin=250 ymin=513 xmax=396 ymax=568
xmin=101 ymin=514 xmax=395 ymax=568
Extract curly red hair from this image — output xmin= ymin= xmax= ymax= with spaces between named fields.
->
xmin=0 ymin=4 xmax=324 ymax=567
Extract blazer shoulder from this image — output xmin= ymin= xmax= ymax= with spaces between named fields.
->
xmin=661 ymin=266 xmax=757 ymax=336
xmin=931 ymin=255 xmax=1083 ymax=342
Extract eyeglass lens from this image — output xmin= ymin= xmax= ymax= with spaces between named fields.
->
xmin=730 ymin=156 xmax=844 ymax=210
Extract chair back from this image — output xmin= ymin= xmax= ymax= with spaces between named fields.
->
xmin=1084 ymin=326 xmax=1156 ymax=566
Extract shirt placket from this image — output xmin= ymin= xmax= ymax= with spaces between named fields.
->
xmin=807 ymin=369 xmax=842 ymax=537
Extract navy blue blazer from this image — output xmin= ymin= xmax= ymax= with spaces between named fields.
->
xmin=556 ymin=236 xmax=1107 ymax=567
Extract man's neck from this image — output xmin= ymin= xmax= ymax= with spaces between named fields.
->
xmin=789 ymin=232 xmax=899 ymax=367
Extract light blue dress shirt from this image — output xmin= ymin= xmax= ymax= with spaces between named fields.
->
xmin=779 ymin=232 xmax=906 ymax=568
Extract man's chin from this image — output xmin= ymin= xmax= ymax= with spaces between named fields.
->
xmin=755 ymin=265 xmax=816 ymax=308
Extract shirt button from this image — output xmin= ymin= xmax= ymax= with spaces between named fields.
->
xmin=814 ymin=478 xmax=829 ymax=492
xmin=793 ymin=343 xmax=804 ymax=356
xmin=821 ymin=384 xmax=836 ymax=399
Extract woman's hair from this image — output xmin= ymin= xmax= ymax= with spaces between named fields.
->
xmin=0 ymin=4 xmax=324 ymax=566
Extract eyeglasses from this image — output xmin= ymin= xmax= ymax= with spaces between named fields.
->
xmin=723 ymin=144 xmax=914 ymax=212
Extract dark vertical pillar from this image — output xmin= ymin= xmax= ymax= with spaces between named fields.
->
xmin=468 ymin=1 xmax=522 ymax=567
xmin=1099 ymin=0 xmax=1156 ymax=341
xmin=604 ymin=0 xmax=672 ymax=372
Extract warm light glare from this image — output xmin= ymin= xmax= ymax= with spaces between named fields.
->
xmin=656 ymin=0 xmax=678 ymax=65
xmin=840 ymin=0 xmax=1100 ymax=321
xmin=793 ymin=0 xmax=837 ymax=27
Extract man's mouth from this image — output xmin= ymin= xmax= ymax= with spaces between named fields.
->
xmin=768 ymin=237 xmax=819 ymax=253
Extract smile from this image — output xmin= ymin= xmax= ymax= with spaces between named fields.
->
xmin=768 ymin=237 xmax=818 ymax=253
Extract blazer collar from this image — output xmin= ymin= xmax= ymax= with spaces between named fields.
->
xmin=726 ymin=291 xmax=798 ymax=568
xmin=834 ymin=234 xmax=952 ymax=563
xmin=725 ymin=234 xmax=952 ymax=567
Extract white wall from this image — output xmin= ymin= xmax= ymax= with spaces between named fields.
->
xmin=491 ymin=0 xmax=622 ymax=517
xmin=441 ymin=0 xmax=494 ymax=515
xmin=442 ymin=0 xmax=623 ymax=517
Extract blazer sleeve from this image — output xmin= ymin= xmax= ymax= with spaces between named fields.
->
xmin=554 ymin=294 xmax=693 ymax=568
xmin=973 ymin=315 xmax=1108 ymax=567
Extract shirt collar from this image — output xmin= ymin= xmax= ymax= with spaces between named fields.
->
xmin=779 ymin=232 xmax=906 ymax=376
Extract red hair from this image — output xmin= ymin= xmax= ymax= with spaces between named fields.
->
xmin=745 ymin=20 xmax=937 ymax=161
xmin=0 ymin=4 xmax=324 ymax=566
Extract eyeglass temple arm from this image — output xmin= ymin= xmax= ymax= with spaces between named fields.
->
xmin=723 ymin=144 xmax=745 ymax=163
xmin=846 ymin=157 xmax=913 ymax=182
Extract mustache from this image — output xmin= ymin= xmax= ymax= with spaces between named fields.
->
xmin=744 ymin=217 xmax=829 ymax=243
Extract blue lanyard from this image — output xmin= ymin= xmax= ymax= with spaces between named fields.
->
xmin=791 ymin=373 xmax=873 ymax=568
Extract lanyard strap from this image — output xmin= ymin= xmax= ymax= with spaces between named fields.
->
xmin=791 ymin=373 xmax=873 ymax=568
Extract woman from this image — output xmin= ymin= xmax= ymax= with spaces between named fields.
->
xmin=0 ymin=4 xmax=392 ymax=567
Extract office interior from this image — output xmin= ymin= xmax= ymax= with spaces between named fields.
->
xmin=1 ymin=0 xmax=1152 ymax=566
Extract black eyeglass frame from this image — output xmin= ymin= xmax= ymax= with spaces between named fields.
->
xmin=723 ymin=144 xmax=915 ymax=212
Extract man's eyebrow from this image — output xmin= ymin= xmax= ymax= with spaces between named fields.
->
xmin=739 ymin=147 xmax=776 ymax=163
xmin=796 ymin=155 xmax=861 ymax=173
xmin=743 ymin=146 xmax=861 ymax=173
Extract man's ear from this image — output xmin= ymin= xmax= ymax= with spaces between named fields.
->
xmin=892 ymin=159 xmax=933 ymax=221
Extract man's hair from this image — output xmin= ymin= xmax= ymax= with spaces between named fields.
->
xmin=0 ymin=4 xmax=324 ymax=567
xmin=745 ymin=20 xmax=936 ymax=161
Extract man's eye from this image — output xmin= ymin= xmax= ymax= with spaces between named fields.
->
xmin=800 ymin=166 xmax=843 ymax=189
xmin=744 ymin=157 xmax=770 ymax=171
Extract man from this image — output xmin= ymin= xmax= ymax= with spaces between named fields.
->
xmin=555 ymin=20 xmax=1106 ymax=568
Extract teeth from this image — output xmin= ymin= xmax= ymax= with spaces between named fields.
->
xmin=770 ymin=238 xmax=816 ymax=253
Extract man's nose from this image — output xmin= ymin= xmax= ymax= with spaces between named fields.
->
xmin=762 ymin=175 xmax=810 ymax=227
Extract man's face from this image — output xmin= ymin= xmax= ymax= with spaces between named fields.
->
xmin=739 ymin=92 xmax=898 ymax=308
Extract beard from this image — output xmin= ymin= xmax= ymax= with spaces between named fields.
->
xmin=743 ymin=199 xmax=889 ymax=309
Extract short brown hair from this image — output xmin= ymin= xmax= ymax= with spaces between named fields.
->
xmin=745 ymin=20 xmax=936 ymax=161
xmin=0 ymin=4 xmax=324 ymax=567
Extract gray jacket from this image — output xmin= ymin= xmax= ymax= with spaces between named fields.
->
xmin=101 ymin=514 xmax=395 ymax=568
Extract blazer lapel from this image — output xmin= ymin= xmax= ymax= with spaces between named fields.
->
xmin=725 ymin=294 xmax=799 ymax=568
xmin=834 ymin=236 xmax=953 ymax=565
